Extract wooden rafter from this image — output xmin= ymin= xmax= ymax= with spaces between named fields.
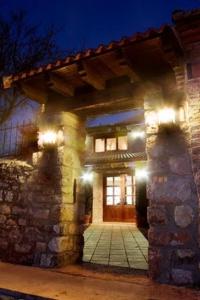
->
xmin=115 ymin=49 xmax=141 ymax=82
xmin=47 ymin=73 xmax=74 ymax=97
xmin=21 ymin=82 xmax=47 ymax=103
xmin=77 ymin=60 xmax=105 ymax=90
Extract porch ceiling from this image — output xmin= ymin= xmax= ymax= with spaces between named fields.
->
xmin=3 ymin=25 xmax=183 ymax=115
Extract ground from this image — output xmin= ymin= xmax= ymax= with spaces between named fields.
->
xmin=0 ymin=262 xmax=199 ymax=300
xmin=0 ymin=224 xmax=199 ymax=299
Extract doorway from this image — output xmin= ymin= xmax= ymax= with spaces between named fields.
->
xmin=103 ymin=174 xmax=136 ymax=222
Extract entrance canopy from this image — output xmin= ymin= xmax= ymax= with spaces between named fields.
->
xmin=4 ymin=25 xmax=182 ymax=116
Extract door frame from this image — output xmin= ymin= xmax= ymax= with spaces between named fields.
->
xmin=103 ymin=171 xmax=136 ymax=222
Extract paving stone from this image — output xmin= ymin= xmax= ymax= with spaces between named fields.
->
xmin=109 ymin=261 xmax=129 ymax=267
xmin=83 ymin=224 xmax=148 ymax=270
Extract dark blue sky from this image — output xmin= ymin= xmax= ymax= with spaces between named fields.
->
xmin=1 ymin=0 xmax=200 ymax=52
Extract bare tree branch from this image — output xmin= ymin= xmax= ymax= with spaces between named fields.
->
xmin=0 ymin=10 xmax=68 ymax=125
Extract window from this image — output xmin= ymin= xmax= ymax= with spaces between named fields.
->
xmin=95 ymin=138 xmax=105 ymax=152
xmin=106 ymin=176 xmax=121 ymax=205
xmin=95 ymin=135 xmax=127 ymax=152
xmin=125 ymin=175 xmax=135 ymax=205
xmin=106 ymin=138 xmax=116 ymax=151
xmin=105 ymin=175 xmax=135 ymax=206
xmin=118 ymin=136 xmax=127 ymax=150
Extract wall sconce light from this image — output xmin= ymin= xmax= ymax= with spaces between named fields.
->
xmin=131 ymin=130 xmax=145 ymax=139
xmin=145 ymin=107 xmax=176 ymax=126
xmin=157 ymin=107 xmax=176 ymax=124
xmin=135 ymin=168 xmax=148 ymax=181
xmin=38 ymin=128 xmax=64 ymax=148
xmin=81 ymin=172 xmax=93 ymax=183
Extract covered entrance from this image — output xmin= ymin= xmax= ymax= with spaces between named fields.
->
xmin=103 ymin=174 xmax=136 ymax=222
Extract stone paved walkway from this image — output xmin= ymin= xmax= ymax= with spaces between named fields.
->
xmin=83 ymin=223 xmax=148 ymax=270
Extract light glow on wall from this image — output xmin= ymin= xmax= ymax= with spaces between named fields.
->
xmin=131 ymin=130 xmax=145 ymax=139
xmin=145 ymin=111 xmax=158 ymax=126
xmin=38 ymin=129 xmax=64 ymax=148
xmin=158 ymin=108 xmax=176 ymax=124
xmin=81 ymin=172 xmax=93 ymax=183
xmin=135 ymin=168 xmax=148 ymax=181
xmin=146 ymin=107 xmax=176 ymax=126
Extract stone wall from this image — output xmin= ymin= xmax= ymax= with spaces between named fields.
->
xmin=146 ymin=119 xmax=200 ymax=285
xmin=0 ymin=111 xmax=86 ymax=267
xmin=186 ymin=78 xmax=200 ymax=283
xmin=92 ymin=172 xmax=103 ymax=223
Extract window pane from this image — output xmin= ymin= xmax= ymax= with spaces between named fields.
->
xmin=95 ymin=138 xmax=105 ymax=152
xmin=118 ymin=136 xmax=128 ymax=150
xmin=126 ymin=186 xmax=132 ymax=196
xmin=114 ymin=187 xmax=120 ymax=195
xmin=114 ymin=196 xmax=120 ymax=205
xmin=126 ymin=175 xmax=132 ymax=185
xmin=106 ymin=138 xmax=116 ymax=151
xmin=114 ymin=176 xmax=120 ymax=186
xmin=107 ymin=196 xmax=113 ymax=205
xmin=126 ymin=196 xmax=133 ymax=205
xmin=107 ymin=187 xmax=113 ymax=195
xmin=107 ymin=177 xmax=113 ymax=186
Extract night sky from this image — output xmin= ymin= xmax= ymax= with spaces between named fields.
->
xmin=1 ymin=0 xmax=200 ymax=53
xmin=2 ymin=0 xmax=200 ymax=124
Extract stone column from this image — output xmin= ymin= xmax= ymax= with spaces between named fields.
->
xmin=29 ymin=111 xmax=86 ymax=267
xmin=145 ymin=97 xmax=199 ymax=285
xmin=186 ymin=78 xmax=200 ymax=284
xmin=92 ymin=172 xmax=103 ymax=223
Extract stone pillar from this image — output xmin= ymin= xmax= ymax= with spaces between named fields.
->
xmin=29 ymin=111 xmax=86 ymax=267
xmin=92 ymin=172 xmax=103 ymax=224
xmin=186 ymin=78 xmax=200 ymax=283
xmin=145 ymin=99 xmax=200 ymax=285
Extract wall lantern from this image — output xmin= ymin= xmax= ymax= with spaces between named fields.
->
xmin=38 ymin=128 xmax=64 ymax=148
xmin=135 ymin=168 xmax=148 ymax=181
xmin=81 ymin=172 xmax=93 ymax=183
xmin=157 ymin=107 xmax=176 ymax=124
xmin=146 ymin=107 xmax=177 ymax=126
xmin=131 ymin=130 xmax=145 ymax=139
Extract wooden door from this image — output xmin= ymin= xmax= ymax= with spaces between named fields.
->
xmin=103 ymin=174 xmax=136 ymax=222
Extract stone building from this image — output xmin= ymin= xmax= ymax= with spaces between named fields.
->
xmin=1 ymin=9 xmax=200 ymax=285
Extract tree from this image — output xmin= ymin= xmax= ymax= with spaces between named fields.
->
xmin=0 ymin=10 xmax=65 ymax=125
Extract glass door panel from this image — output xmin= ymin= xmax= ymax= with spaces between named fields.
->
xmin=106 ymin=176 xmax=121 ymax=205
xmin=125 ymin=175 xmax=135 ymax=205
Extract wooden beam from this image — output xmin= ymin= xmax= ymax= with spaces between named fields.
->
xmin=47 ymin=73 xmax=74 ymax=97
xmin=72 ymin=97 xmax=143 ymax=116
xmin=51 ymin=81 xmax=144 ymax=106
xmin=116 ymin=49 xmax=141 ymax=82
xmin=48 ymin=82 xmax=145 ymax=116
xmin=21 ymin=82 xmax=47 ymax=103
xmin=77 ymin=61 xmax=105 ymax=90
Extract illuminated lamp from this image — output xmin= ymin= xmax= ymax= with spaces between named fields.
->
xmin=131 ymin=130 xmax=145 ymax=139
xmin=81 ymin=172 xmax=93 ymax=183
xmin=158 ymin=107 xmax=176 ymax=124
xmin=135 ymin=168 xmax=148 ymax=181
xmin=38 ymin=129 xmax=64 ymax=148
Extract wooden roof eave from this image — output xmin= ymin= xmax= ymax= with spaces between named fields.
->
xmin=2 ymin=25 xmax=183 ymax=107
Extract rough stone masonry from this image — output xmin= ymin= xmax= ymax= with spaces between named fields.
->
xmin=0 ymin=112 xmax=86 ymax=267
